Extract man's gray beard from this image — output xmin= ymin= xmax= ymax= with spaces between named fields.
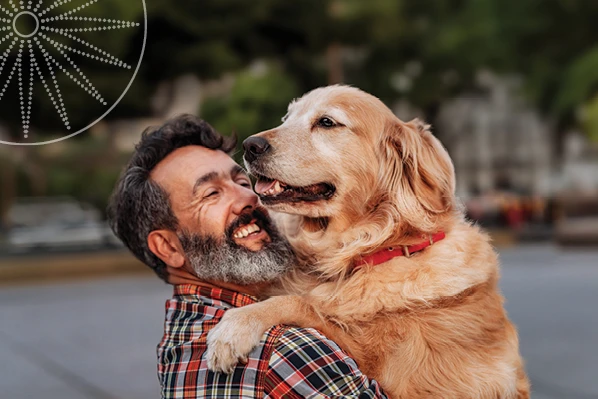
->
xmin=178 ymin=230 xmax=296 ymax=286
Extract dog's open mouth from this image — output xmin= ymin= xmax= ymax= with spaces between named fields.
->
xmin=254 ymin=174 xmax=335 ymax=203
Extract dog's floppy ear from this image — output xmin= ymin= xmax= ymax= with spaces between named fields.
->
xmin=382 ymin=118 xmax=455 ymax=231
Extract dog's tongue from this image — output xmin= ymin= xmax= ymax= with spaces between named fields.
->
xmin=255 ymin=179 xmax=277 ymax=195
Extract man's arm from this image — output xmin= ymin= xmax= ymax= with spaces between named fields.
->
xmin=264 ymin=327 xmax=388 ymax=398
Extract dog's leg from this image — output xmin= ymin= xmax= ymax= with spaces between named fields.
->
xmin=206 ymin=295 xmax=319 ymax=373
xmin=515 ymin=365 xmax=531 ymax=399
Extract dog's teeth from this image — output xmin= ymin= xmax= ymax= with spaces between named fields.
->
xmin=264 ymin=182 xmax=285 ymax=196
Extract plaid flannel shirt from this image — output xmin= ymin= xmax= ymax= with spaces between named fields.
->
xmin=157 ymin=284 xmax=388 ymax=398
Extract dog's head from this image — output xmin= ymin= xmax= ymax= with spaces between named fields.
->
xmin=244 ymin=85 xmax=456 ymax=238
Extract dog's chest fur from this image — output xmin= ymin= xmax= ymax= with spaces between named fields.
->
xmin=344 ymin=285 xmax=520 ymax=398
xmin=298 ymin=224 xmax=528 ymax=398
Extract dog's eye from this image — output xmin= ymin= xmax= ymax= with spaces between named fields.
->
xmin=317 ymin=117 xmax=336 ymax=128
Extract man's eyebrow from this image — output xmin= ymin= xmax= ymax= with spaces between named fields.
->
xmin=230 ymin=164 xmax=247 ymax=179
xmin=192 ymin=166 xmax=247 ymax=196
xmin=192 ymin=171 xmax=218 ymax=196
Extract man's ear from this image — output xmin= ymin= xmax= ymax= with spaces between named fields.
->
xmin=147 ymin=230 xmax=186 ymax=268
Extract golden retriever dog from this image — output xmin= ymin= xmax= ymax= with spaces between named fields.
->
xmin=206 ymin=85 xmax=530 ymax=399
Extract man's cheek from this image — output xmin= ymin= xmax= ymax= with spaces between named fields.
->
xmin=202 ymin=209 xmax=226 ymax=237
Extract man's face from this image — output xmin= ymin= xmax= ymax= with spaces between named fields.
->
xmin=150 ymin=146 xmax=294 ymax=284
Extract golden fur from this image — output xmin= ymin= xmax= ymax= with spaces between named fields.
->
xmin=206 ymin=85 xmax=530 ymax=398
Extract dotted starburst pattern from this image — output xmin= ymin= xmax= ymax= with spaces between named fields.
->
xmin=0 ymin=0 xmax=141 ymax=140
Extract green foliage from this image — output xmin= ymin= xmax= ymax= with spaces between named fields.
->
xmin=496 ymin=0 xmax=598 ymax=120
xmin=5 ymin=0 xmax=598 ymax=211
xmin=3 ymin=0 xmax=598 ymax=141
xmin=582 ymin=95 xmax=598 ymax=143
xmin=556 ymin=47 xmax=598 ymax=115
xmin=201 ymin=65 xmax=300 ymax=163
xmin=46 ymin=166 xmax=121 ymax=215
xmin=41 ymin=137 xmax=126 ymax=213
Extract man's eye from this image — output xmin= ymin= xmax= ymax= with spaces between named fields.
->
xmin=204 ymin=190 xmax=219 ymax=198
xmin=317 ymin=117 xmax=336 ymax=128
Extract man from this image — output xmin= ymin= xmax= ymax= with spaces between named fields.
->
xmin=108 ymin=114 xmax=387 ymax=398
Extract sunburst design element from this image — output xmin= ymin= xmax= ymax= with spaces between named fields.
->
xmin=0 ymin=0 xmax=140 ymax=139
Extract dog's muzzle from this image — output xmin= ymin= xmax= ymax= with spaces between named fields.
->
xmin=243 ymin=137 xmax=271 ymax=163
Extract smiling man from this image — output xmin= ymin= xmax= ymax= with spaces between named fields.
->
xmin=107 ymin=114 xmax=387 ymax=399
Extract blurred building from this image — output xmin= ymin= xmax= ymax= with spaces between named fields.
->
xmin=436 ymin=71 xmax=598 ymax=200
xmin=559 ymin=131 xmax=598 ymax=192
xmin=438 ymin=72 xmax=555 ymax=199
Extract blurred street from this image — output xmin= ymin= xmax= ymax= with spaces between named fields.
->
xmin=0 ymin=244 xmax=596 ymax=399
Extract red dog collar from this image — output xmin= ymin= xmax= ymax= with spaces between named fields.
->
xmin=354 ymin=232 xmax=446 ymax=270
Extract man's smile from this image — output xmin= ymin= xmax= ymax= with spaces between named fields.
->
xmin=232 ymin=219 xmax=269 ymax=244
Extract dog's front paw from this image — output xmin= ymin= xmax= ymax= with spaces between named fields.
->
xmin=206 ymin=308 xmax=266 ymax=374
xmin=205 ymin=330 xmax=247 ymax=374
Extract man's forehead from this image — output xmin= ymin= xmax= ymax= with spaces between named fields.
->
xmin=150 ymin=146 xmax=235 ymax=189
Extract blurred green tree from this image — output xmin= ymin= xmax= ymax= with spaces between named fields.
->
xmin=4 ymin=0 xmax=598 ymax=224
xmin=582 ymin=95 xmax=598 ymax=143
xmin=331 ymin=0 xmax=598 ymax=140
xmin=3 ymin=0 xmax=598 ymax=141
xmin=201 ymin=64 xmax=300 ymax=164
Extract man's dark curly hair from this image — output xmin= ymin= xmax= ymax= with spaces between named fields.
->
xmin=107 ymin=114 xmax=237 ymax=282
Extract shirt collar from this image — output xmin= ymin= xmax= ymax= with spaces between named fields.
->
xmin=173 ymin=284 xmax=258 ymax=308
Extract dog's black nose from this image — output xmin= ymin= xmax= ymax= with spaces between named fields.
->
xmin=243 ymin=137 xmax=271 ymax=162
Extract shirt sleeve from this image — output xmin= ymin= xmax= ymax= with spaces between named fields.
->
xmin=263 ymin=327 xmax=389 ymax=399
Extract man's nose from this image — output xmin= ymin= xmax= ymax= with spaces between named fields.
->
xmin=243 ymin=137 xmax=271 ymax=163
xmin=231 ymin=184 xmax=259 ymax=215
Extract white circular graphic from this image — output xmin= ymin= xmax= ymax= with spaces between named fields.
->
xmin=13 ymin=11 xmax=40 ymax=38
xmin=0 ymin=0 xmax=147 ymax=145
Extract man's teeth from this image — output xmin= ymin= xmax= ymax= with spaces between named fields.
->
xmin=233 ymin=223 xmax=261 ymax=239
xmin=264 ymin=180 xmax=285 ymax=196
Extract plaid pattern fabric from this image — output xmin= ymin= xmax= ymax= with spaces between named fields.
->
xmin=157 ymin=284 xmax=388 ymax=399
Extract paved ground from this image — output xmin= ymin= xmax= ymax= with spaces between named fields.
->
xmin=0 ymin=244 xmax=596 ymax=399
xmin=499 ymin=245 xmax=598 ymax=399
